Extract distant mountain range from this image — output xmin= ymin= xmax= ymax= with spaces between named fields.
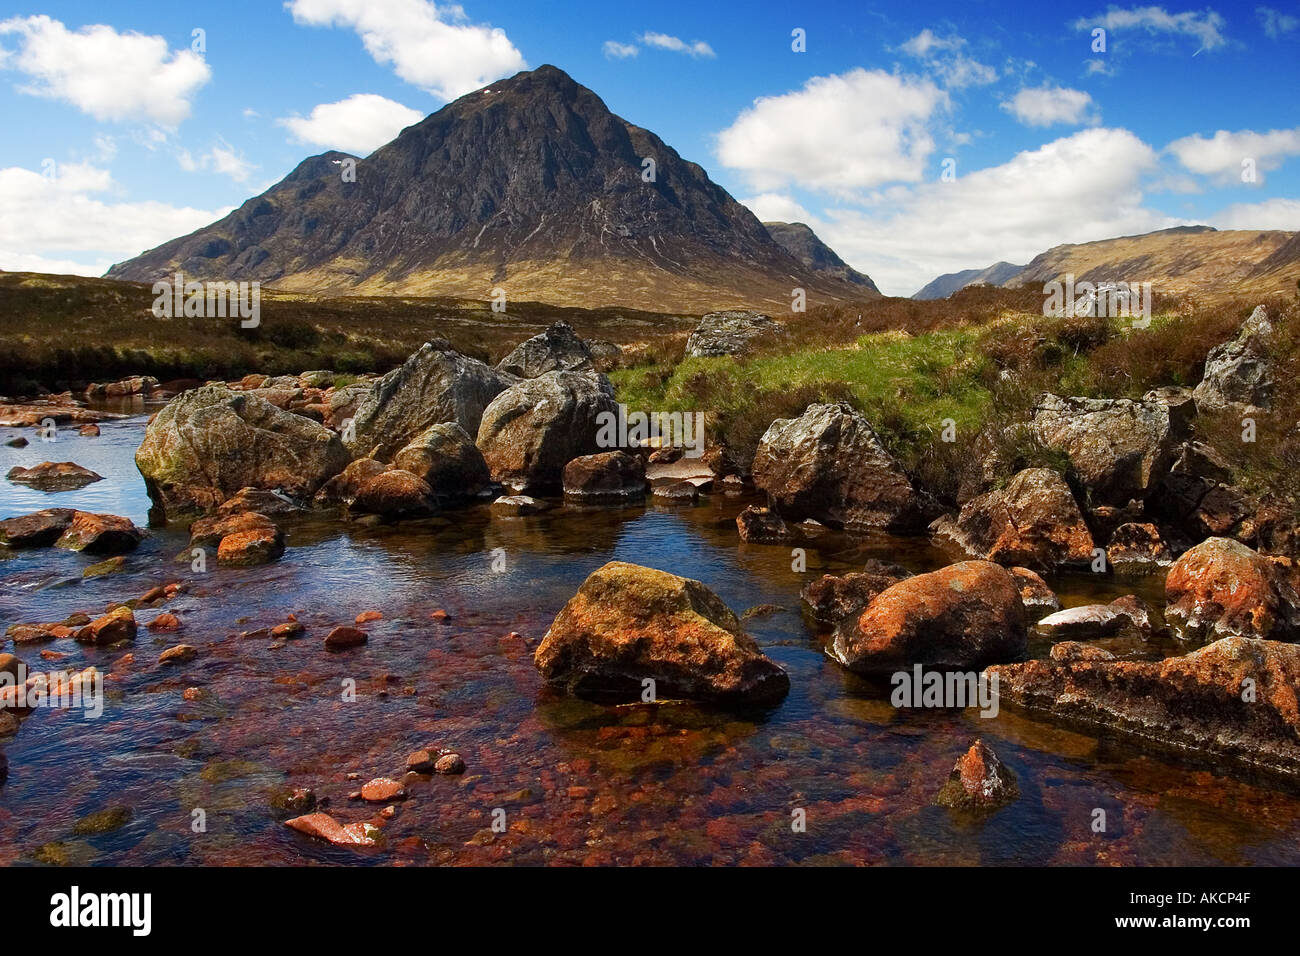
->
xmin=107 ymin=65 xmax=878 ymax=314
xmin=913 ymin=225 xmax=1300 ymax=300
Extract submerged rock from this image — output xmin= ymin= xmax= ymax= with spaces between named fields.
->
xmin=752 ymin=402 xmax=929 ymax=532
xmin=535 ymin=561 xmax=790 ymax=706
xmin=934 ymin=739 xmax=1019 ymax=812
xmin=496 ymin=321 xmax=595 ymax=377
xmin=6 ymin=461 xmax=103 ymax=491
xmin=1164 ymin=537 xmax=1300 ymax=642
xmin=490 ymin=495 xmax=550 ymax=517
xmin=285 ymin=812 xmax=377 ymax=847
xmin=136 ymin=386 xmax=349 ymax=518
xmin=54 ymin=512 xmax=144 ymax=555
xmin=736 ymin=505 xmax=794 ymax=543
xmin=1034 ymin=595 xmax=1154 ymax=640
xmin=0 ymin=509 xmax=77 ymax=548
xmin=828 ymin=561 xmax=1027 ymax=674
xmin=74 ymin=607 xmax=136 ymax=646
xmin=931 ymin=467 xmax=1094 ymax=572
xmin=476 ymin=371 xmax=617 ymax=493
xmin=990 ymin=636 xmax=1300 ymax=779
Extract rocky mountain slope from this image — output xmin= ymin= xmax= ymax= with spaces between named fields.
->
xmin=912 ymin=261 xmax=1024 ymax=300
xmin=106 ymin=65 xmax=877 ymax=313
xmin=762 ymin=221 xmax=879 ymax=292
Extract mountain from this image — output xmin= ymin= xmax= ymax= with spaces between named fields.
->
xmin=106 ymin=65 xmax=877 ymax=314
xmin=762 ymin=221 xmax=879 ymax=292
xmin=912 ymin=261 xmax=1025 ymax=300
xmin=1012 ymin=226 xmax=1300 ymax=297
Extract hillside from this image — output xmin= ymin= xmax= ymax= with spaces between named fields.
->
xmin=763 ymin=221 xmax=879 ymax=292
xmin=912 ymin=261 xmax=1024 ymax=299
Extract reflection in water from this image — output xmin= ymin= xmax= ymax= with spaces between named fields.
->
xmin=2 ymin=416 xmax=1300 ymax=865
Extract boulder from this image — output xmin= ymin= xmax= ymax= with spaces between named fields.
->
xmin=1033 ymin=595 xmax=1154 ymax=640
xmin=217 ymin=527 xmax=285 ymax=566
xmin=752 ymin=403 xmax=928 ymax=532
xmin=135 ymin=386 xmax=349 ymax=518
xmin=6 ymin=461 xmax=103 ymax=491
xmin=392 ymin=423 xmax=491 ymax=500
xmin=1193 ymin=305 xmax=1273 ymax=414
xmin=735 ymin=506 xmax=794 ymax=543
xmin=828 ymin=561 xmax=1027 ymax=674
xmin=0 ymin=509 xmax=77 ymax=548
xmin=190 ymin=511 xmax=279 ymax=549
xmin=989 ymin=637 xmax=1300 ymax=779
xmin=54 ymin=512 xmax=144 ymax=554
xmin=1106 ymin=522 xmax=1172 ymax=573
xmin=800 ymin=561 xmax=913 ymax=626
xmin=345 ymin=343 xmax=513 ymax=461
xmin=930 ymin=468 xmax=1094 ymax=572
xmin=1029 ymin=393 xmax=1178 ymax=506
xmin=495 ymin=321 xmax=595 ymax=377
xmin=1009 ymin=567 xmax=1060 ymax=612
xmin=562 ymin=451 xmax=646 ymax=499
xmin=350 ymin=470 xmax=437 ymax=520
xmin=75 ymin=607 xmax=136 ymax=645
xmin=1164 ymin=537 xmax=1300 ymax=642
xmin=216 ymin=487 xmax=302 ymax=516
xmin=313 ymin=458 xmax=389 ymax=509
xmin=476 ymin=371 xmax=617 ymax=493
xmin=934 ymin=740 xmax=1019 ymax=812
xmin=685 ymin=310 xmax=785 ymax=357
xmin=534 ymin=561 xmax=790 ymax=706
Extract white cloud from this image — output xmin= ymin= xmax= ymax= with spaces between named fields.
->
xmin=1167 ymin=126 xmax=1300 ymax=183
xmin=0 ymin=15 xmax=210 ymax=126
xmin=1258 ymin=6 xmax=1300 ymax=37
xmin=0 ymin=161 xmax=229 ymax=275
xmin=743 ymin=193 xmax=816 ymax=225
xmin=1084 ymin=58 xmax=1116 ymax=76
xmin=603 ymin=40 xmax=638 ymax=59
xmin=1074 ymin=6 xmax=1228 ymax=52
xmin=1002 ymin=85 xmax=1098 ymax=126
xmin=793 ymin=128 xmax=1172 ymax=295
xmin=716 ymin=69 xmax=947 ymax=195
xmin=286 ymin=0 xmax=526 ymax=100
xmin=1210 ymin=197 xmax=1300 ymax=230
xmin=897 ymin=29 xmax=997 ymax=88
xmin=279 ymin=93 xmax=424 ymax=155
xmin=640 ymin=32 xmax=715 ymax=58
xmin=177 ymin=142 xmax=257 ymax=183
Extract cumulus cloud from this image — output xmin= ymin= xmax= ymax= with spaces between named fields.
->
xmin=286 ymin=0 xmax=526 ymax=100
xmin=771 ymin=128 xmax=1172 ymax=295
xmin=279 ymin=93 xmax=424 ymax=155
xmin=743 ymin=193 xmax=817 ymax=225
xmin=639 ymin=32 xmax=715 ymax=58
xmin=177 ymin=142 xmax=257 ymax=183
xmin=1167 ymin=126 xmax=1300 ymax=183
xmin=1258 ymin=6 xmax=1300 ymax=37
xmin=0 ymin=161 xmax=228 ymax=275
xmin=0 ymin=15 xmax=210 ymax=126
xmin=1073 ymin=5 xmax=1228 ymax=52
xmin=716 ymin=69 xmax=947 ymax=195
xmin=897 ymin=29 xmax=997 ymax=88
xmin=1002 ymin=85 xmax=1098 ymax=126
xmin=1210 ymin=197 xmax=1300 ymax=230
xmin=602 ymin=40 xmax=638 ymax=59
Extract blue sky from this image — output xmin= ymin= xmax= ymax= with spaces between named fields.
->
xmin=0 ymin=0 xmax=1297 ymax=295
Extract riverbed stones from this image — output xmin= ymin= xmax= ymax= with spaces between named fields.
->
xmin=828 ymin=561 xmax=1027 ymax=674
xmin=562 ymin=450 xmax=645 ymax=499
xmin=489 ymin=495 xmax=550 ymax=517
xmin=360 ymin=777 xmax=407 ymax=802
xmin=74 ymin=607 xmax=136 ymax=646
xmin=159 ymin=644 xmax=197 ymax=665
xmin=217 ymin=527 xmax=285 ymax=566
xmin=496 ymin=321 xmax=595 ymax=377
xmin=190 ymin=511 xmax=280 ymax=549
xmin=324 ymin=626 xmax=368 ymax=650
xmin=752 ymin=402 xmax=928 ymax=532
xmin=685 ymin=310 xmax=785 ymax=358
xmin=285 ymin=812 xmax=377 ymax=847
xmin=54 ymin=512 xmax=144 ymax=554
xmin=931 ymin=468 xmax=1094 ymax=572
xmin=6 ymin=461 xmax=103 ymax=491
xmin=392 ymin=423 xmax=491 ymax=500
xmin=800 ymin=561 xmax=913 ymax=626
xmin=476 ymin=371 xmax=618 ymax=493
xmin=735 ymin=506 xmax=794 ymax=543
xmin=1193 ymin=305 xmax=1274 ymax=414
xmin=216 ymin=487 xmax=302 ymax=517
xmin=345 ymin=343 xmax=513 ymax=461
xmin=934 ymin=739 xmax=1019 ymax=812
xmin=350 ymin=469 xmax=437 ymax=520
xmin=313 ymin=458 xmax=389 ymax=509
xmin=989 ymin=636 xmax=1300 ymax=779
xmin=1033 ymin=595 xmax=1154 ymax=640
xmin=1009 ymin=567 xmax=1060 ymax=612
xmin=1105 ymin=522 xmax=1172 ymax=573
xmin=1029 ymin=393 xmax=1179 ymax=506
xmin=535 ymin=561 xmax=790 ymax=706
xmin=0 ymin=509 xmax=77 ymax=548
xmin=136 ymin=386 xmax=349 ymax=518
xmin=1164 ymin=537 xmax=1300 ymax=642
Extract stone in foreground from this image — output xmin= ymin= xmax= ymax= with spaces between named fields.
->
xmin=989 ymin=637 xmax=1300 ymax=780
xmin=1164 ymin=537 xmax=1300 ymax=642
xmin=934 ymin=739 xmax=1019 ymax=812
xmin=829 ymin=561 xmax=1027 ymax=674
xmin=535 ymin=561 xmax=789 ymax=706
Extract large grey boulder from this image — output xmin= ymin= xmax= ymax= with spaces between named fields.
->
xmin=1029 ymin=393 xmax=1178 ymax=507
xmin=476 ymin=371 xmax=618 ymax=493
xmin=752 ymin=402 xmax=929 ymax=532
xmin=392 ymin=422 xmax=491 ymax=501
xmin=136 ymin=386 xmax=350 ymax=519
xmin=1193 ymin=305 xmax=1273 ymax=414
xmin=685 ymin=310 xmax=786 ymax=358
xmin=495 ymin=321 xmax=594 ymax=378
xmin=344 ymin=343 xmax=514 ymax=462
